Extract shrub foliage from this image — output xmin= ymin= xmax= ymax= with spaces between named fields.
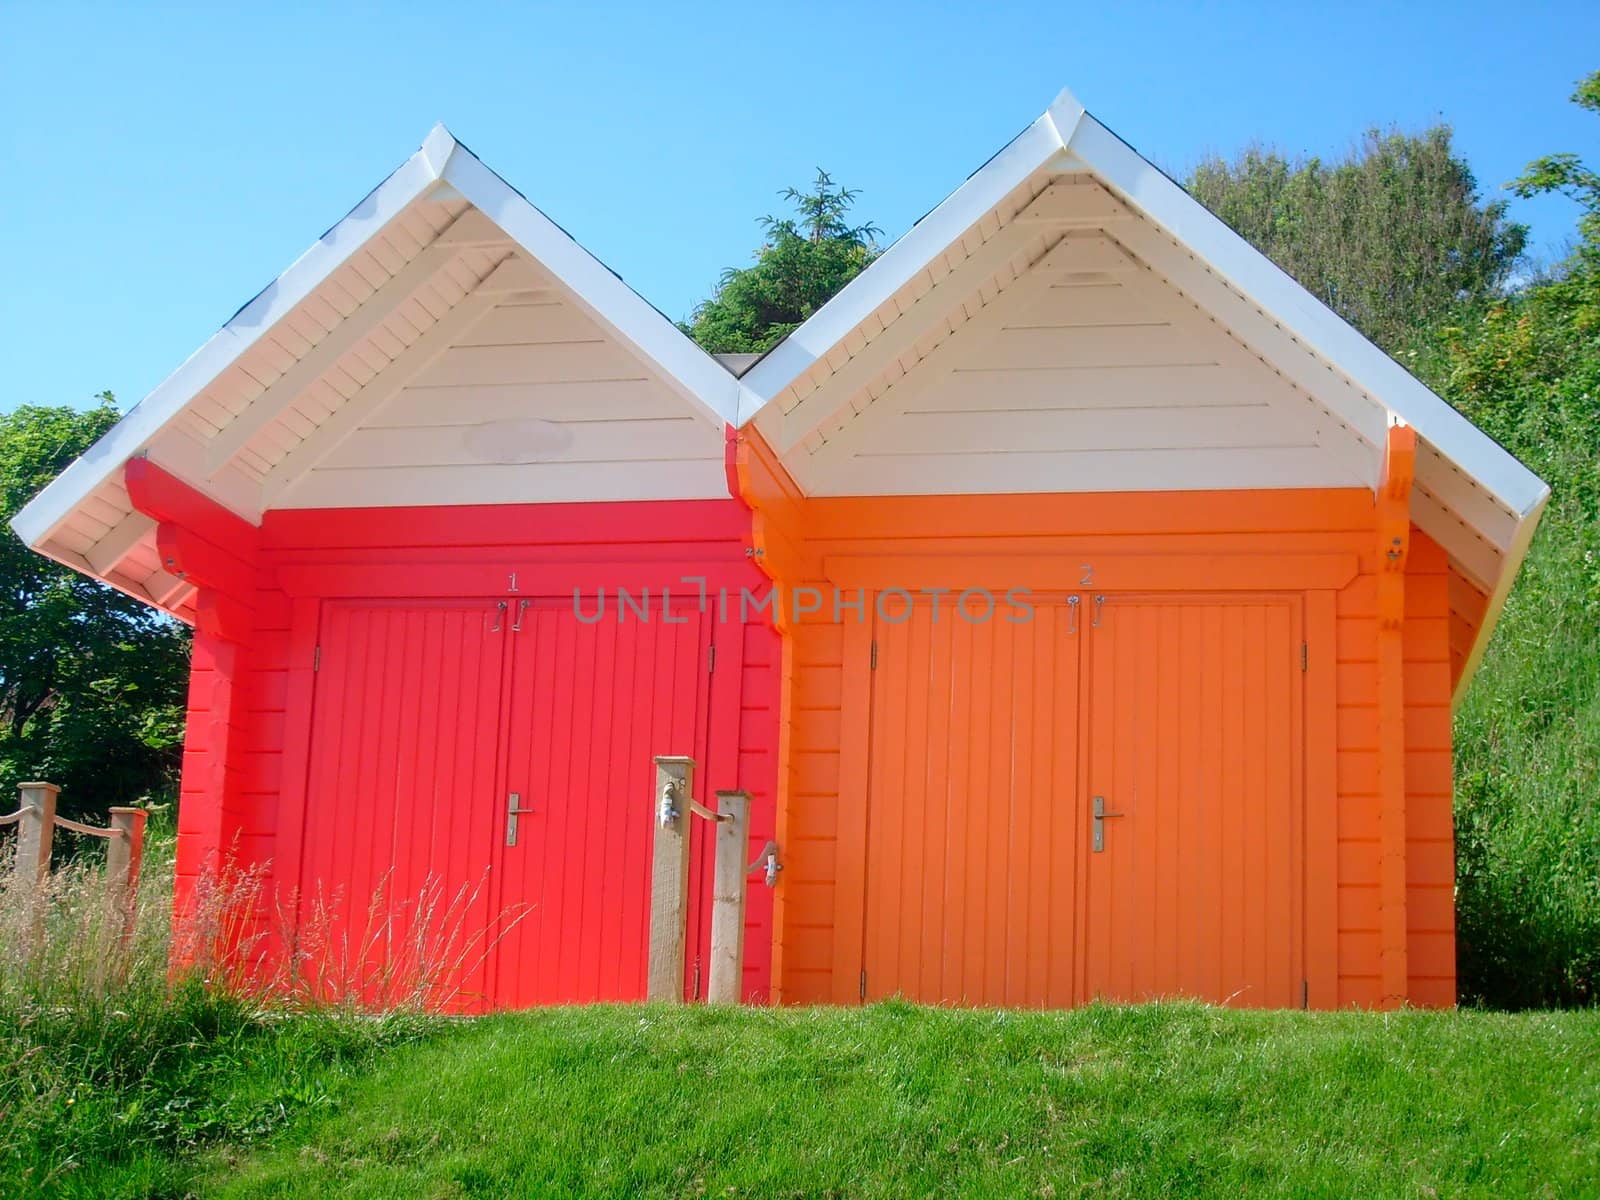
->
xmin=0 ymin=396 xmax=188 ymax=822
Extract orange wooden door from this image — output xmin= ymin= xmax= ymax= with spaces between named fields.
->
xmin=1081 ymin=596 xmax=1303 ymax=1007
xmin=299 ymin=600 xmax=507 ymax=1010
xmin=488 ymin=596 xmax=713 ymax=1006
xmin=860 ymin=600 xmax=1083 ymax=1006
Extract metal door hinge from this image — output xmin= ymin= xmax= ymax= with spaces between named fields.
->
xmin=708 ymin=645 xmax=716 ymax=673
xmin=870 ymin=641 xmax=878 ymax=670
xmin=1301 ymin=642 xmax=1308 ymax=672
xmin=859 ymin=969 xmax=868 ymax=1001
xmin=312 ymin=645 xmax=320 ymax=672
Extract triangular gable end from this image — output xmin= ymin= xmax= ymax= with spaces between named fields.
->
xmin=12 ymin=126 xmax=743 ymax=618
xmin=736 ymin=89 xmax=1550 ymax=703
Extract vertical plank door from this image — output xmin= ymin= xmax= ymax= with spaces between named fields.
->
xmin=489 ymin=594 xmax=713 ymax=1006
xmin=297 ymin=600 xmax=509 ymax=1012
xmin=859 ymin=600 xmax=1083 ymax=1006
xmin=1081 ymin=596 xmax=1303 ymax=1007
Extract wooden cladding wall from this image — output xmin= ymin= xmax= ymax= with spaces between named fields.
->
xmin=169 ymin=496 xmax=779 ymax=1004
xmin=764 ymin=489 xmax=1457 ymax=1009
xmin=1332 ymin=528 xmax=1457 ymax=1008
xmin=158 ymin=448 xmax=1461 ymax=1011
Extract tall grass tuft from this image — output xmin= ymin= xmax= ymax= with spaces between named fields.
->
xmin=0 ymin=828 xmax=473 ymax=1197
xmin=271 ymin=870 xmax=521 ymax=1014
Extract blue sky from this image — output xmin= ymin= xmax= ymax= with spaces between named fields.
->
xmin=2 ymin=1 xmax=1595 ymax=414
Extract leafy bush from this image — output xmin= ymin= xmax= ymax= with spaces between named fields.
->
xmin=1405 ymin=74 xmax=1600 ymax=1008
xmin=1412 ymin=259 xmax=1600 ymax=1007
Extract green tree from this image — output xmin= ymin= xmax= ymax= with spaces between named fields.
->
xmin=1 ymin=396 xmax=189 ymax=824
xmin=685 ymin=170 xmax=882 ymax=353
xmin=1509 ymin=71 xmax=1600 ymax=266
xmin=1188 ymin=126 xmax=1528 ymax=354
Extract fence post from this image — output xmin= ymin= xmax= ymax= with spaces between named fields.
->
xmin=14 ymin=782 xmax=58 ymax=887
xmin=706 ymin=790 xmax=751 ymax=1004
xmin=107 ymin=807 xmax=148 ymax=951
xmin=648 ymin=756 xmax=694 ymax=1002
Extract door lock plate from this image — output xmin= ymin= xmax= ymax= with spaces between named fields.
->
xmin=506 ymin=792 xmax=536 ymax=846
xmin=1092 ymin=795 xmax=1124 ymax=852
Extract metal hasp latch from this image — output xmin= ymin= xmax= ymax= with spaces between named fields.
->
xmin=1091 ymin=795 xmax=1124 ymax=853
xmin=748 ymin=839 xmax=783 ymax=888
xmin=505 ymin=792 xmax=536 ymax=847
xmin=658 ymin=777 xmax=682 ymax=828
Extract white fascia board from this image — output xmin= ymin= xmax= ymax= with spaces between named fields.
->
xmin=439 ymin=145 xmax=741 ymax=431
xmin=736 ymin=102 xmax=1082 ymax=424
xmin=1453 ymin=481 xmax=1550 ymax=708
xmin=9 ymin=130 xmax=451 ymax=549
xmin=1064 ymin=113 xmax=1549 ymax=523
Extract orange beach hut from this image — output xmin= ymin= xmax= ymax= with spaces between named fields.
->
xmin=725 ymin=89 xmax=1547 ymax=1010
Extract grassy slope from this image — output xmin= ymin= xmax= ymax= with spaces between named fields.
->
xmin=191 ymin=1003 xmax=1599 ymax=1200
xmin=1413 ymin=260 xmax=1600 ymax=1008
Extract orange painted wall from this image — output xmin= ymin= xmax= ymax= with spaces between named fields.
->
xmin=741 ymin=477 xmax=1458 ymax=1010
xmin=1332 ymin=527 xmax=1457 ymax=1007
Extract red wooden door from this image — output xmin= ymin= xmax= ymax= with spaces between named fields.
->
xmin=1081 ymin=596 xmax=1303 ymax=1007
xmin=488 ymin=596 xmax=713 ymax=1005
xmin=860 ymin=601 xmax=1083 ymax=1006
xmin=298 ymin=600 xmax=507 ymax=1010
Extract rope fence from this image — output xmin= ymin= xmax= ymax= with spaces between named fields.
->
xmin=51 ymin=815 xmax=125 ymax=839
xmin=1 ymin=781 xmax=148 ymax=954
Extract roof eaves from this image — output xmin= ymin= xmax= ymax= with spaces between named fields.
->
xmin=10 ymin=130 xmax=453 ymax=548
xmin=735 ymin=104 xmax=1073 ymax=424
xmin=1062 ymin=110 xmax=1549 ymax=522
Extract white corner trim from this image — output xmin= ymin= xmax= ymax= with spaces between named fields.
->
xmin=10 ymin=133 xmax=453 ymax=548
xmin=439 ymin=146 xmax=741 ymax=431
xmin=736 ymin=109 xmax=1073 ymax=423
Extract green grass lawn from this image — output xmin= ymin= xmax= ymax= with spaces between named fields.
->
xmin=181 ymin=1002 xmax=1598 ymax=1200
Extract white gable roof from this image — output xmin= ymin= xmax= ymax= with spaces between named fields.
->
xmin=12 ymin=125 xmax=742 ymax=615
xmin=737 ymin=88 xmax=1549 ymax=698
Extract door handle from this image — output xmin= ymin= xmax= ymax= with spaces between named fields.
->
xmin=505 ymin=792 xmax=536 ymax=847
xmin=1092 ymin=795 xmax=1124 ymax=853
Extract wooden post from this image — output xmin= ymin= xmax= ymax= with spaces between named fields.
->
xmin=648 ymin=756 xmax=694 ymax=1002
xmin=1376 ymin=422 xmax=1416 ymax=1009
xmin=14 ymin=782 xmax=58 ymax=887
xmin=107 ymin=807 xmax=148 ymax=951
xmin=707 ymin=790 xmax=751 ymax=1004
